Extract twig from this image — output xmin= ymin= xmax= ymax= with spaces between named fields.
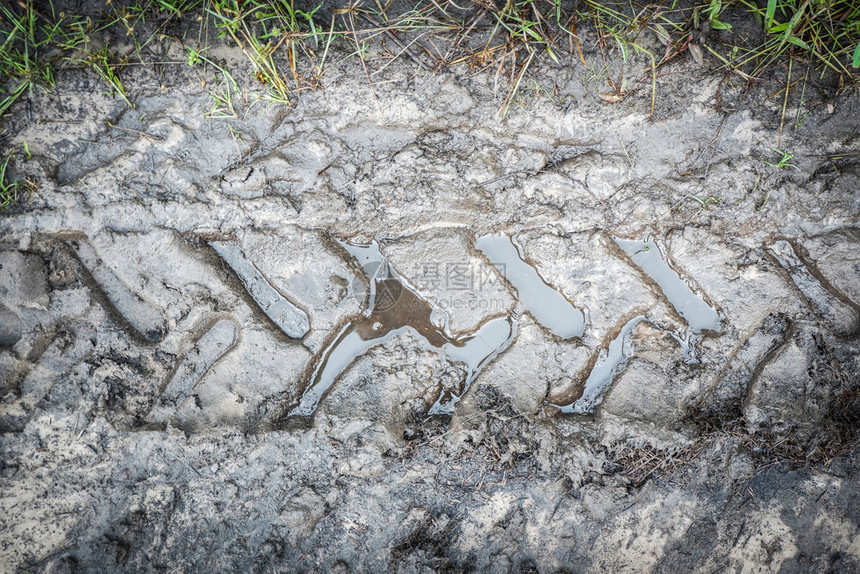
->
xmin=359 ymin=13 xmax=430 ymax=71
xmin=777 ymin=58 xmax=792 ymax=148
xmin=371 ymin=32 xmax=434 ymax=77
xmin=497 ymin=49 xmax=535 ymax=119
xmin=106 ymin=121 xmax=163 ymax=142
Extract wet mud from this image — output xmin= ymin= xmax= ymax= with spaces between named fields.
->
xmin=1 ymin=29 xmax=860 ymax=574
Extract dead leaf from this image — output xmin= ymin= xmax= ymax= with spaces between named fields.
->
xmin=652 ymin=23 xmax=671 ymax=46
xmin=689 ymin=43 xmax=705 ymax=66
xmin=599 ymin=92 xmax=627 ymax=103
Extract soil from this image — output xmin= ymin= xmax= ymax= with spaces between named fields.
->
xmin=1 ymin=22 xmax=860 ymax=573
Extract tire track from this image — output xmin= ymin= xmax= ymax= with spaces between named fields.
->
xmin=209 ymin=241 xmax=310 ymax=339
xmin=145 ymin=318 xmax=239 ymax=426
xmin=690 ymin=313 xmax=793 ymax=425
xmin=70 ymin=239 xmax=168 ymax=343
xmin=769 ymin=239 xmax=860 ymax=339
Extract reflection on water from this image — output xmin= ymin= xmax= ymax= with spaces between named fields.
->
xmin=289 ymin=239 xmax=516 ymax=417
xmin=551 ymin=235 xmax=722 ymax=414
xmin=428 ymin=315 xmax=517 ymax=414
xmin=555 ymin=316 xmax=646 ymax=414
xmin=291 ymin=234 xmax=722 ymax=418
xmin=476 ymin=234 xmax=585 ymax=339
xmin=615 ymin=236 xmax=720 ymax=333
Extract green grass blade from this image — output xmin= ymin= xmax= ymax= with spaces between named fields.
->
xmin=787 ymin=36 xmax=810 ymax=51
xmin=765 ymin=0 xmax=777 ymax=30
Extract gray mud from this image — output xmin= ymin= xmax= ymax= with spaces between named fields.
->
xmin=1 ymin=29 xmax=860 ymax=574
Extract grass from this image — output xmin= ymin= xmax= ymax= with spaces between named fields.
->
xmin=3 ymin=1 xmax=858 ymax=117
xmin=727 ymin=0 xmax=860 ymax=79
xmin=0 ymin=1 xmax=58 ymax=116
xmin=1 ymin=0 xmax=859 ymax=207
xmin=208 ymin=0 xmax=296 ymax=104
xmin=84 ymin=45 xmax=134 ymax=107
xmin=764 ymin=146 xmax=799 ymax=169
xmin=0 ymin=154 xmax=19 ymax=207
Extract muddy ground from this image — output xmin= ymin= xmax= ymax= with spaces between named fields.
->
xmin=1 ymin=19 xmax=860 ymax=574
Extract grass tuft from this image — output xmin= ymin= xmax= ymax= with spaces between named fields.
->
xmin=0 ymin=154 xmax=19 ymax=208
xmin=0 ymin=1 xmax=857 ymax=126
xmin=0 ymin=1 xmax=60 ymax=116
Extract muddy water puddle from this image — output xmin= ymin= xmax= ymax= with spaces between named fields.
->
xmin=615 ymin=237 xmax=721 ymax=333
xmin=556 ymin=316 xmax=647 ymax=414
xmin=290 ymin=239 xmax=516 ymax=416
xmin=475 ymin=234 xmax=585 ymax=339
xmin=277 ymin=233 xmax=723 ymax=418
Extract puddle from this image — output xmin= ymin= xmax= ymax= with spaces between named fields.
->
xmin=288 ymin=323 xmax=396 ymax=417
xmin=428 ymin=315 xmax=517 ymax=415
xmin=667 ymin=329 xmax=700 ymax=364
xmin=475 ymin=234 xmax=585 ymax=339
xmin=548 ymin=234 xmax=721 ymax=415
xmin=339 ymin=241 xmax=386 ymax=319
xmin=554 ymin=316 xmax=647 ymax=414
xmin=615 ymin=237 xmax=720 ymax=333
xmin=288 ymin=239 xmax=516 ymax=417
